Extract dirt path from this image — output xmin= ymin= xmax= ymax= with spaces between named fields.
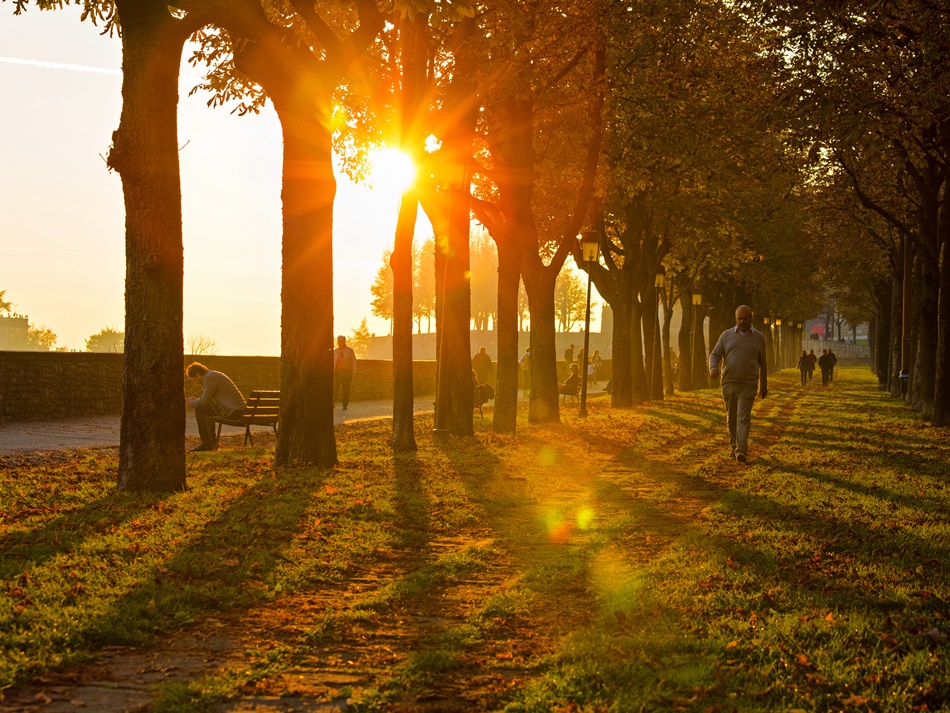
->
xmin=0 ymin=387 xmax=803 ymax=712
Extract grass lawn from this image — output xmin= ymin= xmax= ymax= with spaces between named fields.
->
xmin=1 ymin=367 xmax=949 ymax=712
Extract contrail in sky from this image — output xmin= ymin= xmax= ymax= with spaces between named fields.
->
xmin=0 ymin=56 xmax=120 ymax=75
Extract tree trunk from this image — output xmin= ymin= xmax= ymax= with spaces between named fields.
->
xmin=112 ymin=1 xmax=187 ymax=492
xmin=890 ymin=273 xmax=904 ymax=398
xmin=932 ymin=181 xmax=950 ymax=425
xmin=274 ymin=107 xmax=337 ymax=467
xmin=493 ymin=237 xmax=522 ymax=434
xmin=662 ymin=293 xmax=674 ymax=396
xmin=630 ymin=302 xmax=647 ymax=403
xmin=910 ymin=248 xmax=939 ymax=418
xmin=611 ymin=289 xmax=634 ymax=406
xmin=391 ymin=192 xmax=418 ymax=451
xmin=677 ymin=297 xmax=693 ymax=391
xmin=526 ymin=270 xmax=560 ymax=422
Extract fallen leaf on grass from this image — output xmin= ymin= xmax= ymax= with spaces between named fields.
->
xmin=221 ymin=559 xmax=240 ymax=567
xmin=324 ymin=485 xmax=338 ymax=494
xmin=725 ymin=640 xmax=739 ymax=650
xmin=496 ymin=652 xmax=513 ymax=660
xmin=841 ymin=694 xmax=870 ymax=706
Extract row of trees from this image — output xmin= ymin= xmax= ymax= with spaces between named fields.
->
xmin=368 ymin=231 xmax=593 ymax=335
xmin=15 ymin=0 xmax=946 ymax=490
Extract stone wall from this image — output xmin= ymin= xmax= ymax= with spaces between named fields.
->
xmin=0 ymin=352 xmax=438 ymax=423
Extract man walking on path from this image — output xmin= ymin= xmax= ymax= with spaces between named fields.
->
xmin=828 ymin=349 xmax=838 ymax=382
xmin=709 ymin=305 xmax=768 ymax=463
xmin=818 ymin=349 xmax=831 ymax=386
xmin=334 ymin=335 xmax=357 ymax=410
xmin=472 ymin=346 xmax=493 ymax=386
xmin=185 ymin=362 xmax=246 ymax=452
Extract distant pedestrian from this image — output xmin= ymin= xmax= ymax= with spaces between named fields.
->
xmin=472 ymin=346 xmax=493 ymax=386
xmin=334 ymin=335 xmax=357 ymax=409
xmin=185 ymin=362 xmax=246 ymax=452
xmin=818 ymin=349 xmax=831 ymax=386
xmin=708 ymin=305 xmax=768 ymax=464
xmin=797 ymin=350 xmax=808 ymax=386
xmin=591 ymin=349 xmax=602 ymax=384
xmin=828 ymin=349 xmax=838 ymax=382
xmin=576 ymin=346 xmax=586 ymax=371
xmin=807 ymin=349 xmax=817 ymax=381
xmin=520 ymin=346 xmax=531 ymax=395
xmin=564 ymin=343 xmax=575 ymax=364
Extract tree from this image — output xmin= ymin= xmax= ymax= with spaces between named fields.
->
xmin=26 ymin=324 xmax=56 ymax=351
xmin=554 ymin=264 xmax=589 ymax=332
xmin=470 ymin=229 xmax=497 ymax=330
xmin=86 ymin=327 xmax=125 ymax=353
xmin=413 ymin=237 xmax=436 ymax=333
xmin=197 ymin=0 xmax=384 ymax=467
xmin=0 ymin=290 xmax=11 ymax=313
xmin=369 ymin=247 xmax=394 ymax=333
xmin=186 ymin=333 xmax=217 ymax=355
xmin=349 ymin=318 xmax=372 ymax=358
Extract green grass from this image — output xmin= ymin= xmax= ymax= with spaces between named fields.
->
xmin=2 ymin=368 xmax=949 ymax=711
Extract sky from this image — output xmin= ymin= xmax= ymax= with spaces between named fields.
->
xmin=0 ymin=5 xmax=424 ymax=356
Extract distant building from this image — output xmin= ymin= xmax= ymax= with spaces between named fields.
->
xmin=0 ymin=314 xmax=30 ymax=350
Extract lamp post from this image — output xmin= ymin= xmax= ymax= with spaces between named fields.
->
xmin=651 ymin=269 xmax=665 ymax=400
xmin=691 ymin=292 xmax=705 ymax=388
xmin=578 ymin=230 xmax=600 ymax=418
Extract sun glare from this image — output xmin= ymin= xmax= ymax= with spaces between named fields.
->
xmin=367 ymin=147 xmax=416 ymax=194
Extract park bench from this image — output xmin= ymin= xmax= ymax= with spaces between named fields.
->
xmin=211 ymin=389 xmax=280 ymax=449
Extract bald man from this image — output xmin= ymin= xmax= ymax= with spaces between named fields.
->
xmin=709 ymin=305 xmax=768 ymax=463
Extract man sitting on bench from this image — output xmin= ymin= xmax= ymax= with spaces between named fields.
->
xmin=185 ymin=362 xmax=246 ymax=452
xmin=559 ymin=363 xmax=580 ymax=398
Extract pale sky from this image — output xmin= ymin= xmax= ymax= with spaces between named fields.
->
xmin=0 ymin=6 xmax=420 ymax=355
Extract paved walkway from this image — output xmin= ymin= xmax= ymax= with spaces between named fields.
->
xmin=0 ymin=396 xmax=438 ymax=454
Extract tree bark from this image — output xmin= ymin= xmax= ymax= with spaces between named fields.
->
xmin=525 ymin=269 xmax=560 ymax=422
xmin=274 ymin=106 xmax=337 ymax=467
xmin=391 ymin=191 xmax=418 ymax=451
xmin=111 ymin=0 xmax=189 ymax=492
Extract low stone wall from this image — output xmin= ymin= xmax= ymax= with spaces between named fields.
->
xmin=0 ymin=352 xmax=437 ymax=423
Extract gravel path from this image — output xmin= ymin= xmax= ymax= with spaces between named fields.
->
xmin=0 ymin=397 xmax=437 ymax=454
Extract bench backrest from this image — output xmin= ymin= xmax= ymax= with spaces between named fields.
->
xmin=245 ymin=389 xmax=280 ymax=425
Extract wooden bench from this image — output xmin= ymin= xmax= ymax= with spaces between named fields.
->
xmin=211 ymin=390 xmax=280 ymax=448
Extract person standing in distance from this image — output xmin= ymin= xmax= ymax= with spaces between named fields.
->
xmin=334 ymin=335 xmax=357 ymax=410
xmin=708 ymin=305 xmax=768 ymax=463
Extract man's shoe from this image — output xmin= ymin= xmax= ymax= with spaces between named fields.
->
xmin=190 ymin=443 xmax=214 ymax=452
xmin=736 ymin=453 xmax=747 ymax=463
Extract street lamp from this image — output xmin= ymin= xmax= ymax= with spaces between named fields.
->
xmin=775 ymin=318 xmax=783 ymax=369
xmin=651 ymin=269 xmax=665 ymax=400
xmin=578 ymin=230 xmax=600 ymax=418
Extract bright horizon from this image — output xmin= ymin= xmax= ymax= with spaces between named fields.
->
xmin=0 ymin=6 xmax=600 ymax=356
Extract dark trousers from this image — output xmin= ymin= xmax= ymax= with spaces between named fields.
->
xmin=800 ymin=368 xmax=808 ymax=386
xmin=821 ymin=368 xmax=830 ymax=386
xmin=194 ymin=403 xmax=243 ymax=447
xmin=335 ymin=369 xmax=354 ymax=408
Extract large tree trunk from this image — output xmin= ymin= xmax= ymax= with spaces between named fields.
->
xmin=274 ymin=107 xmax=337 ymax=467
xmin=391 ymin=192 xmax=418 ymax=451
xmin=611 ymin=290 xmax=634 ymax=406
xmin=112 ymin=1 xmax=188 ymax=492
xmin=525 ymin=270 xmax=560 ymax=422
xmin=692 ymin=307 xmax=708 ymax=389
xmin=932 ymin=173 xmax=950 ymax=425
xmin=910 ymin=248 xmax=939 ymax=418
xmin=643 ymin=289 xmax=663 ymax=401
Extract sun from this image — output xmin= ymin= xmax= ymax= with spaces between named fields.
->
xmin=366 ymin=147 xmax=417 ymax=194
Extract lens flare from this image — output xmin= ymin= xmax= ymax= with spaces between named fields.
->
xmin=367 ymin=147 xmax=416 ymax=194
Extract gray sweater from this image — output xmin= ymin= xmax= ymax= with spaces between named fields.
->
xmin=194 ymin=371 xmax=246 ymax=414
xmin=709 ymin=327 xmax=768 ymax=388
